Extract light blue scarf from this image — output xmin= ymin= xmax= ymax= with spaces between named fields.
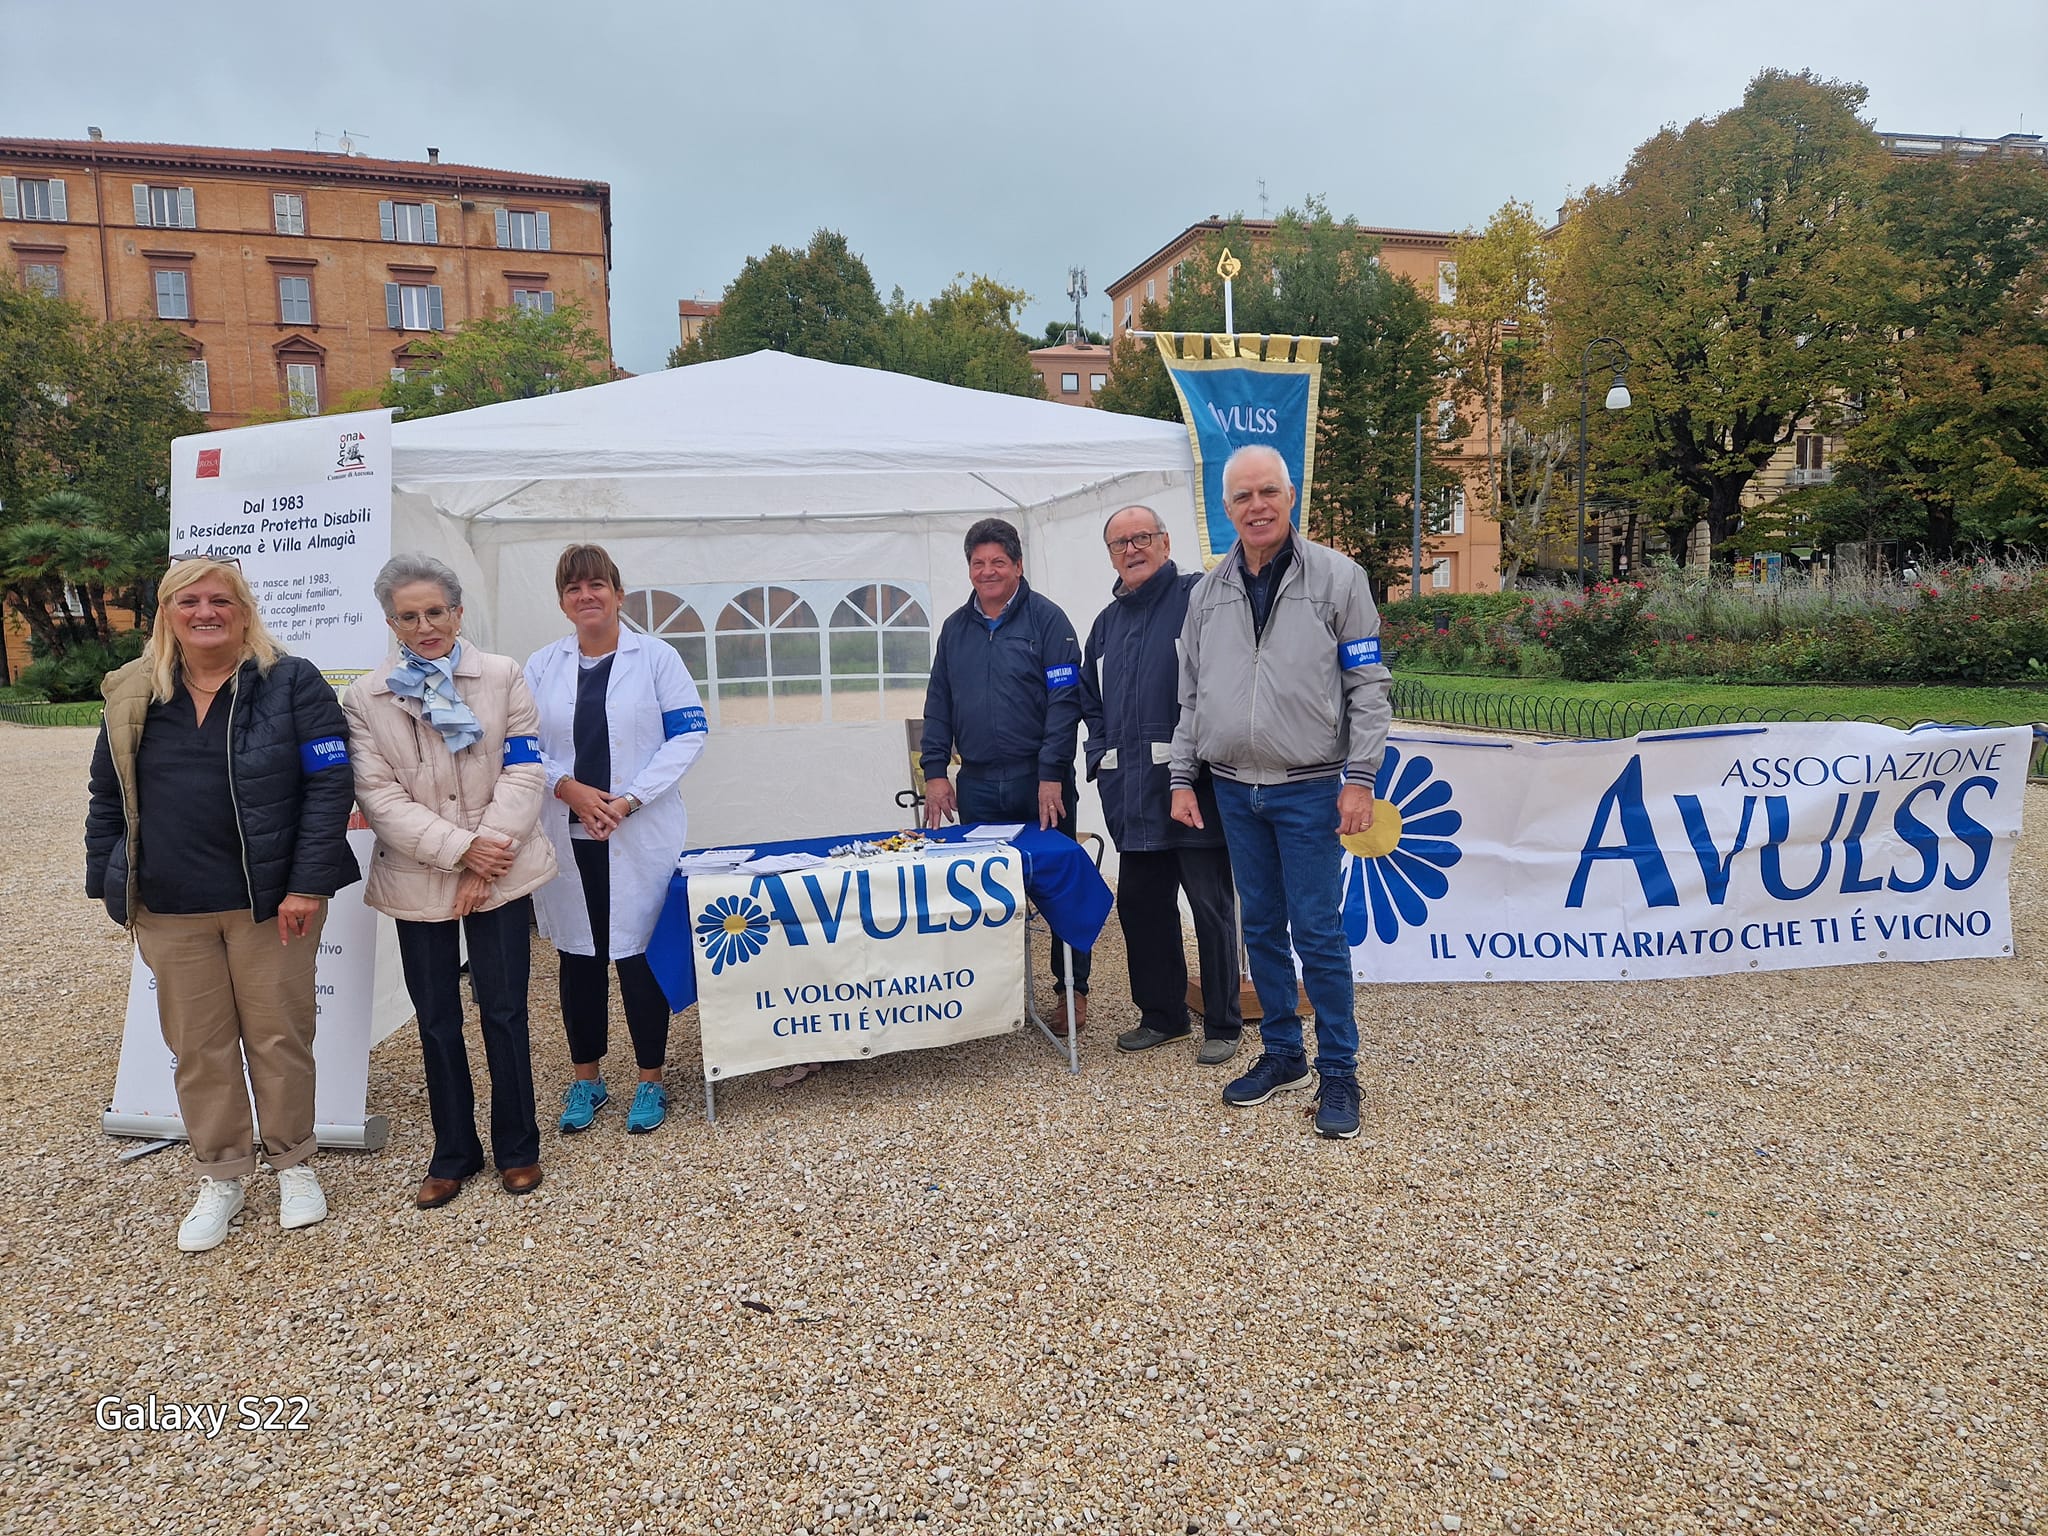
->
xmin=387 ymin=642 xmax=482 ymax=752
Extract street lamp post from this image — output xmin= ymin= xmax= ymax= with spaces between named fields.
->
xmin=1576 ymin=337 xmax=1632 ymax=593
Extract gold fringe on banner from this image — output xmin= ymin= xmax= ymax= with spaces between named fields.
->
xmin=1147 ymin=333 xmax=1325 ymax=363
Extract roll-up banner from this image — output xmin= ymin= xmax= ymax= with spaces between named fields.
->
xmin=1154 ymin=333 xmax=1323 ymax=568
xmin=1344 ymin=722 xmax=2031 ymax=983
xmin=105 ymin=409 xmax=401 ymax=1152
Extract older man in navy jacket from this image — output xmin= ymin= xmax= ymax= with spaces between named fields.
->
xmin=921 ymin=516 xmax=1091 ymax=1026
xmin=1079 ymin=505 xmax=1243 ymax=1064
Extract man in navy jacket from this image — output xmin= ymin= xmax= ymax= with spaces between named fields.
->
xmin=921 ymin=517 xmax=1091 ymax=1025
xmin=1080 ymin=505 xmax=1243 ymax=1064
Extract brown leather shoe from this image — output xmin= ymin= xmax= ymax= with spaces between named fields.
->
xmin=415 ymin=1175 xmax=464 ymax=1210
xmin=1050 ymin=989 xmax=1088 ymax=1036
xmin=500 ymin=1164 xmax=544 ymax=1196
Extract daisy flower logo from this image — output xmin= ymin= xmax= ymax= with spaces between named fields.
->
xmin=1341 ymin=744 xmax=1464 ymax=945
xmin=695 ymin=894 xmax=772 ymax=973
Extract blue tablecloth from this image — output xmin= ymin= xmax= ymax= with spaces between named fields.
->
xmin=646 ymin=825 xmax=1113 ymax=1012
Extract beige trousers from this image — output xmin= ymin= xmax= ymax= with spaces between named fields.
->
xmin=132 ymin=904 xmax=324 ymax=1178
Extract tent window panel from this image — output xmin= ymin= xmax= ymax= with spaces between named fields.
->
xmin=830 ymin=627 xmax=880 ymax=677
xmin=630 ymin=579 xmax=931 ymax=726
xmin=771 ymin=678 xmax=825 ymax=724
xmin=716 ymin=631 xmax=767 ymax=682
xmin=882 ymin=628 xmax=930 ymax=676
xmin=664 ymin=634 xmax=707 ymax=683
xmin=772 ymin=628 xmax=820 ymax=677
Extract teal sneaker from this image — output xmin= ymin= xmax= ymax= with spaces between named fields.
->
xmin=625 ymin=1081 xmax=669 ymax=1134
xmin=558 ymin=1077 xmax=608 ymax=1133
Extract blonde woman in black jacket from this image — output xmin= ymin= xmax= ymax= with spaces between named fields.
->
xmin=85 ymin=558 xmax=360 ymax=1252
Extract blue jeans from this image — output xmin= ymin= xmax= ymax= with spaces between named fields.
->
xmin=956 ymin=769 xmax=1090 ymax=994
xmin=1211 ymin=777 xmax=1357 ymax=1077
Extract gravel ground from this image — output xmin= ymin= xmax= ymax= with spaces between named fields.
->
xmin=2 ymin=720 xmax=2043 ymax=1536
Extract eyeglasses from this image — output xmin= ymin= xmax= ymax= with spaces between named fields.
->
xmin=1107 ymin=530 xmax=1161 ymax=555
xmin=169 ymin=552 xmax=241 ymax=569
xmin=391 ymin=606 xmax=457 ymax=629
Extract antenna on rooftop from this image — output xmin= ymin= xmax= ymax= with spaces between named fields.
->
xmin=337 ymin=129 xmax=369 ymax=157
xmin=1066 ymin=267 xmax=1088 ymax=342
xmin=1258 ymin=177 xmax=1269 ymax=218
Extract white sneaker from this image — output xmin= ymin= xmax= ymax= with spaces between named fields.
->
xmin=177 ymin=1177 xmax=245 ymax=1252
xmin=277 ymin=1165 xmax=328 ymax=1231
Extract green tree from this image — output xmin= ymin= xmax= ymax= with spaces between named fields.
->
xmin=1444 ymin=200 xmax=1564 ymax=584
xmin=1835 ymin=151 xmax=2048 ymax=551
xmin=1547 ymin=70 xmax=1892 ymax=565
xmin=382 ymin=299 xmax=611 ymax=420
xmin=669 ymin=229 xmax=886 ymax=368
xmin=880 ymin=276 xmax=1044 ymax=397
xmin=1092 ymin=200 xmax=1457 ymax=592
xmin=0 ymin=277 xmax=198 ymax=677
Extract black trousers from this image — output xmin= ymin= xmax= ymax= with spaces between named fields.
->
xmin=395 ymin=897 xmax=540 ymax=1179
xmin=1114 ymin=845 xmax=1242 ymax=1038
xmin=559 ymin=836 xmax=672 ymax=1072
xmin=956 ymin=769 xmax=1092 ymax=994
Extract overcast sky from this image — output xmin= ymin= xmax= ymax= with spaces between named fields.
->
xmin=6 ymin=0 xmax=2041 ymax=375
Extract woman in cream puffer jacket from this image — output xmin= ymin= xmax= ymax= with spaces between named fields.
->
xmin=343 ymin=554 xmax=556 ymax=1211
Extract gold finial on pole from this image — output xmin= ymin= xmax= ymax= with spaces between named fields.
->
xmin=1217 ymin=247 xmax=1241 ymax=336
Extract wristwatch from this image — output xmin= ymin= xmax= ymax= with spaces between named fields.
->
xmin=621 ymin=795 xmax=642 ymax=816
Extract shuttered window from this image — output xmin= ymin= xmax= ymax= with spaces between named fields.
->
xmin=384 ymin=282 xmax=444 ymax=331
xmin=182 ymin=360 xmax=210 ymax=413
xmin=495 ymin=208 xmax=550 ymax=250
xmin=154 ymin=270 xmax=190 ymax=319
xmin=133 ymin=184 xmax=196 ymax=228
xmin=379 ymin=200 xmax=437 ymax=243
xmin=1 ymin=176 xmax=67 ymax=221
xmin=273 ymin=192 xmax=305 ymax=234
xmin=511 ymin=288 xmax=555 ymax=315
xmin=278 ymin=276 xmax=313 ymax=324
xmin=285 ymin=363 xmax=320 ymax=416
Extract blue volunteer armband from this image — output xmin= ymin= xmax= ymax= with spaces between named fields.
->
xmin=663 ymin=706 xmax=708 ymax=739
xmin=301 ymin=736 xmax=350 ymax=773
xmin=1339 ymin=637 xmax=1382 ymax=671
xmin=1043 ymin=663 xmax=1078 ymax=690
xmin=502 ymin=734 xmax=541 ymax=766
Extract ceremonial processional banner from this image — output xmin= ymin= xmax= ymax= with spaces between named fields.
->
xmin=105 ymin=409 xmax=401 ymax=1151
xmin=1344 ymin=721 xmax=2031 ymax=983
xmin=690 ymin=846 xmax=1029 ymax=1081
xmin=1154 ymin=332 xmax=1323 ymax=568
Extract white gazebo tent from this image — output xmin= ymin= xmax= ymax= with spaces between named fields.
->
xmin=388 ymin=350 xmax=1196 ymax=847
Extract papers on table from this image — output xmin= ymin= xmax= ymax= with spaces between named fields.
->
xmin=675 ymin=849 xmax=755 ymax=875
xmin=960 ymin=822 xmax=1026 ymax=843
xmin=736 ymin=852 xmax=829 ymax=874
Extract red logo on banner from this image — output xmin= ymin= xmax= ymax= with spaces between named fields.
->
xmin=196 ymin=449 xmax=221 ymax=478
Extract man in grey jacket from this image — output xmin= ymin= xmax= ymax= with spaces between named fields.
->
xmin=1168 ymin=444 xmax=1392 ymax=1139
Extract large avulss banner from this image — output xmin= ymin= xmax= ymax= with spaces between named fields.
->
xmin=1346 ymin=722 xmax=2030 ymax=983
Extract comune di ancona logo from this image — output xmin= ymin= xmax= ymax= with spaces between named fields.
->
xmin=328 ymin=430 xmax=373 ymax=479
xmin=1341 ymin=744 xmax=1464 ymax=945
xmin=695 ymin=895 xmax=772 ymax=973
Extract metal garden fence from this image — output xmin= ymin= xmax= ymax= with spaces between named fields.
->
xmin=1391 ymin=679 xmax=2048 ymax=782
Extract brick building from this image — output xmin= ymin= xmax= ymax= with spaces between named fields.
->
xmin=1028 ymin=336 xmax=1114 ymax=405
xmin=1 ymin=133 xmax=612 ymax=428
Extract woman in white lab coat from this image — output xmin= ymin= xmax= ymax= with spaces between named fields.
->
xmin=525 ymin=544 xmax=707 ymax=1137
